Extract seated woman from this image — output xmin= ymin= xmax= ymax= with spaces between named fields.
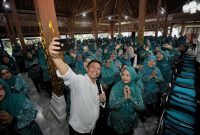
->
xmin=108 ymin=67 xmax=144 ymax=135
xmin=0 ymin=79 xmax=42 ymax=135
xmin=0 ymin=65 xmax=29 ymax=97
xmin=138 ymin=55 xmax=163 ymax=116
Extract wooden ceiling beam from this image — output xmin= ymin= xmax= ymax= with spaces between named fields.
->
xmin=74 ymin=8 xmax=94 ymax=17
xmin=97 ymin=0 xmax=112 ymax=27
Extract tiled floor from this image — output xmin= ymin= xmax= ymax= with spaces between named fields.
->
xmin=22 ymin=73 xmax=159 ymax=135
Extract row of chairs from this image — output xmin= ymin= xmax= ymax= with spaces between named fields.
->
xmin=156 ymin=53 xmax=198 ymax=135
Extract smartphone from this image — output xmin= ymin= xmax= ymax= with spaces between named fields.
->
xmin=55 ymin=39 xmax=75 ymax=52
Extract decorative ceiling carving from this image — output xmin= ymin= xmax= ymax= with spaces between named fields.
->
xmin=0 ymin=0 xmax=199 ymax=37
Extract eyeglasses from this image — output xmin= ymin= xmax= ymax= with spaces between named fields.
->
xmin=1 ymin=71 xmax=10 ymax=76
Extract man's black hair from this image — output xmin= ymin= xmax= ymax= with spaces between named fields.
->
xmin=87 ymin=60 xmax=102 ymax=67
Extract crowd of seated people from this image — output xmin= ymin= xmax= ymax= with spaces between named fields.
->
xmin=1 ymin=34 xmax=199 ymax=135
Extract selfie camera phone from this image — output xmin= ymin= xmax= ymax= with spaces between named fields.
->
xmin=55 ymin=39 xmax=75 ymax=52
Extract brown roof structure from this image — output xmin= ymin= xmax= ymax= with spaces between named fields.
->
xmin=0 ymin=0 xmax=200 ymax=37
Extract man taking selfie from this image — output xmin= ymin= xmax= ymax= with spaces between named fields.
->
xmin=48 ymin=37 xmax=106 ymax=135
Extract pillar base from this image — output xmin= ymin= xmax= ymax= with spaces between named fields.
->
xmin=50 ymin=93 xmax=66 ymax=122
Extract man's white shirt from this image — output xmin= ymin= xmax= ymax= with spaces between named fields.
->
xmin=57 ymin=67 xmax=102 ymax=133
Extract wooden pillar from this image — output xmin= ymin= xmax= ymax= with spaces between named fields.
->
xmin=70 ymin=16 xmax=75 ymax=39
xmin=3 ymin=12 xmax=17 ymax=45
xmin=93 ymin=0 xmax=98 ymax=41
xmin=169 ymin=24 xmax=173 ymax=36
xmin=34 ymin=0 xmax=62 ymax=96
xmin=163 ymin=14 xmax=168 ymax=37
xmin=10 ymin=0 xmax=26 ymax=52
xmin=34 ymin=0 xmax=67 ymax=121
xmin=155 ymin=0 xmax=162 ymax=38
xmin=138 ymin=0 xmax=146 ymax=45
xmin=110 ymin=22 xmax=114 ymax=39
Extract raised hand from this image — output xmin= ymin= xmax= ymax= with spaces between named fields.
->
xmin=115 ymin=44 xmax=122 ymax=50
xmin=48 ymin=37 xmax=61 ymax=59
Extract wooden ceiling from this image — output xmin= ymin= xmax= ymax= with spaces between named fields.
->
xmin=0 ymin=0 xmax=200 ymax=37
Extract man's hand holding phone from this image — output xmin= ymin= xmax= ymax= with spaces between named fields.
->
xmin=48 ymin=37 xmax=61 ymax=59
xmin=55 ymin=38 xmax=75 ymax=52
xmin=49 ymin=37 xmax=75 ymax=59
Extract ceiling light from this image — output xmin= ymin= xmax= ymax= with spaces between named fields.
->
xmin=108 ymin=16 xmax=112 ymax=20
xmin=160 ymin=7 xmax=165 ymax=14
xmin=3 ymin=1 xmax=10 ymax=9
xmin=82 ymin=13 xmax=86 ymax=17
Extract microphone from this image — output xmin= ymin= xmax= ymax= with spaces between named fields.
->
xmin=96 ymin=78 xmax=102 ymax=94
xmin=96 ymin=78 xmax=106 ymax=105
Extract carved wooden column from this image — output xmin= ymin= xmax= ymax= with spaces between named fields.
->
xmin=93 ymin=0 xmax=98 ymax=41
xmin=9 ymin=0 xmax=26 ymax=52
xmin=34 ymin=0 xmax=66 ymax=121
xmin=138 ymin=0 xmax=146 ymax=45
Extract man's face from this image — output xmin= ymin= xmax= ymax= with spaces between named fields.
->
xmin=86 ymin=62 xmax=101 ymax=80
xmin=1 ymin=69 xmax=12 ymax=80
xmin=0 ymin=85 xmax=5 ymax=101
